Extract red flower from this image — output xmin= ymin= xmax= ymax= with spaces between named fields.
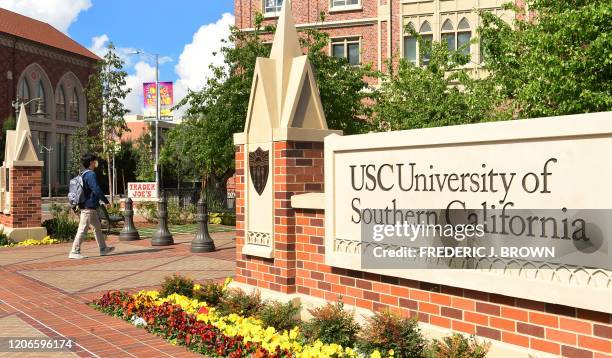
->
xmin=198 ymin=306 xmax=209 ymax=315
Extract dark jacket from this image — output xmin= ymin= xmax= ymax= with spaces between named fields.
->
xmin=78 ymin=170 xmax=109 ymax=209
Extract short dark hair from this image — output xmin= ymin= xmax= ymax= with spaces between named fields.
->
xmin=81 ymin=153 xmax=98 ymax=168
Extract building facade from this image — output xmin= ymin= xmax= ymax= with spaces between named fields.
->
xmin=0 ymin=8 xmax=99 ymax=195
xmin=235 ymin=0 xmax=514 ymax=74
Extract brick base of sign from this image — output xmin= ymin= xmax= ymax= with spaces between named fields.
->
xmin=0 ymin=166 xmax=45 ymax=242
xmin=233 ymin=142 xmax=612 ymax=357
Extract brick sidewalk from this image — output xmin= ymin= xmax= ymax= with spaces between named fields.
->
xmin=0 ymin=231 xmax=235 ymax=357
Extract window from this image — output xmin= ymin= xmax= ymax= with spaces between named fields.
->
xmin=56 ymin=86 xmax=66 ymax=121
xmin=18 ymin=78 xmax=30 ymax=114
xmin=263 ymin=0 xmax=282 ymax=15
xmin=439 ymin=18 xmax=471 ymax=57
xmin=419 ymin=21 xmax=433 ymax=66
xmin=331 ymin=0 xmax=359 ymax=9
xmin=331 ymin=37 xmax=360 ymax=65
xmin=33 ymin=131 xmax=48 ymax=187
xmin=37 ymin=81 xmax=46 ymax=114
xmin=457 ymin=18 xmax=471 ymax=56
xmin=441 ymin=19 xmax=455 ymax=51
xmin=403 ymin=22 xmax=417 ymax=64
xmin=56 ymin=133 xmax=69 ymax=185
xmin=69 ymin=88 xmax=79 ymax=121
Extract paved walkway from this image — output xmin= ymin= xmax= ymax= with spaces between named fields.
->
xmin=0 ymin=230 xmax=236 ymax=357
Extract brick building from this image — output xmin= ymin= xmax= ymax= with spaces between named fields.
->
xmin=0 ymin=8 xmax=100 ymax=195
xmin=235 ymin=0 xmax=514 ymax=73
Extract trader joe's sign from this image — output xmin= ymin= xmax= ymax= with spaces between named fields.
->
xmin=127 ymin=182 xmax=157 ymax=200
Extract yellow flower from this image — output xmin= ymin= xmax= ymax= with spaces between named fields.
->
xmin=371 ymin=350 xmax=382 ymax=358
xmin=193 ymin=284 xmax=201 ymax=291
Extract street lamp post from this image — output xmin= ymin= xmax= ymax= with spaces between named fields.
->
xmin=38 ymin=144 xmax=53 ymax=199
xmin=128 ymin=50 xmax=161 ymax=198
xmin=11 ymin=97 xmax=46 ymax=118
xmin=11 ymin=97 xmax=48 ymax=197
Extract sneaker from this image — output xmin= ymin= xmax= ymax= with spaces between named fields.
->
xmin=100 ymin=246 xmax=115 ymax=256
xmin=68 ymin=252 xmax=86 ymax=259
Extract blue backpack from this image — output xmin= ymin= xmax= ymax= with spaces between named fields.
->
xmin=67 ymin=170 xmax=91 ymax=208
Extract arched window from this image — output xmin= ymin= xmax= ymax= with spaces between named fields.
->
xmin=69 ymin=88 xmax=79 ymax=121
xmin=403 ymin=22 xmax=417 ymax=64
xmin=37 ymin=80 xmax=46 ymax=114
xmin=18 ymin=78 xmax=30 ymax=114
xmin=441 ymin=19 xmax=455 ymax=51
xmin=419 ymin=21 xmax=433 ymax=66
xmin=56 ymin=86 xmax=66 ymax=121
xmin=457 ymin=18 xmax=472 ymax=56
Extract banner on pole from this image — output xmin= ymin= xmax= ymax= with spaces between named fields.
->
xmin=143 ymin=82 xmax=173 ymax=118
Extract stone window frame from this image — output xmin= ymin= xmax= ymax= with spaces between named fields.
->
xmin=17 ymin=63 xmax=53 ymax=117
xmin=330 ymin=36 xmax=362 ymax=66
xmin=262 ymin=0 xmax=283 ymax=18
xmin=329 ymin=0 xmax=362 ymax=13
xmin=441 ymin=17 xmax=472 ymax=56
xmin=55 ymin=72 xmax=86 ymax=124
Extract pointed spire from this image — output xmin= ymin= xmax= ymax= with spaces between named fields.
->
xmin=269 ymin=0 xmax=302 ymax=116
xmin=269 ymin=0 xmax=302 ymax=61
xmin=15 ymin=104 xmax=32 ymax=139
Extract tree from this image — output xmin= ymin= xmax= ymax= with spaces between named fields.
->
xmin=374 ymin=27 xmax=508 ymax=131
xmin=173 ymin=14 xmax=376 ymax=193
xmin=159 ymin=122 xmax=196 ymax=193
xmin=134 ymin=125 xmax=155 ymax=182
xmin=0 ymin=115 xmax=16 ymax=164
xmin=84 ymin=43 xmax=131 ymax=203
xmin=479 ymin=0 xmax=612 ymax=118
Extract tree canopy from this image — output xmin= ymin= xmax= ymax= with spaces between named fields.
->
xmin=166 ymin=15 xmax=376 ymax=186
xmin=479 ymin=0 xmax=612 ymax=118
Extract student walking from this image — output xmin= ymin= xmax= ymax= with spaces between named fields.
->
xmin=68 ymin=153 xmax=115 ymax=259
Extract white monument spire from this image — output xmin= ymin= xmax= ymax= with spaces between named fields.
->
xmin=269 ymin=0 xmax=303 ymax=118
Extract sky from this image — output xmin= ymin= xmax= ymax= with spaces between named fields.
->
xmin=0 ymin=0 xmax=235 ymax=117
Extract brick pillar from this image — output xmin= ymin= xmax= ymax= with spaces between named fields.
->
xmin=0 ymin=166 xmax=44 ymax=241
xmin=10 ymin=166 xmax=42 ymax=227
xmin=234 ymin=141 xmax=324 ymax=294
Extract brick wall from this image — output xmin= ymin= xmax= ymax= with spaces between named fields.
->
xmin=0 ymin=166 xmax=42 ymax=227
xmin=234 ymin=140 xmax=612 ymax=357
xmin=292 ymin=207 xmax=612 ymax=357
xmin=234 ymin=0 xmax=379 ymax=72
xmin=0 ymin=42 xmax=96 ymax=126
xmin=235 ymin=141 xmax=324 ymax=294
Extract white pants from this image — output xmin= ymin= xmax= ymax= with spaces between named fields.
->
xmin=70 ymin=209 xmax=107 ymax=253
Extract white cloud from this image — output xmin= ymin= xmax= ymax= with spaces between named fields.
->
xmin=0 ymin=0 xmax=91 ymax=33
xmin=84 ymin=12 xmax=234 ymax=119
xmin=174 ymin=12 xmax=234 ymax=113
xmin=124 ymin=61 xmax=156 ymax=115
xmin=87 ymin=34 xmax=140 ymax=66
xmin=89 ymin=34 xmax=110 ymax=57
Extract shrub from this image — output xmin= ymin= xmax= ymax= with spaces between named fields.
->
xmin=358 ymin=310 xmax=426 ymax=357
xmin=0 ymin=229 xmax=10 ymax=246
xmin=42 ymin=204 xmax=79 ymax=242
xmin=425 ymin=334 xmax=490 ymax=358
xmin=303 ymin=300 xmax=360 ymax=347
xmin=159 ymin=274 xmax=194 ymax=298
xmin=138 ymin=201 xmax=197 ymax=225
xmin=167 ymin=202 xmax=196 ymax=225
xmin=257 ymin=300 xmax=302 ymax=332
xmin=209 ymin=212 xmax=236 ymax=226
xmin=138 ymin=201 xmax=158 ymax=223
xmin=192 ymin=280 xmax=226 ymax=307
xmin=216 ymin=288 xmax=263 ymax=317
xmin=106 ymin=203 xmax=122 ymax=217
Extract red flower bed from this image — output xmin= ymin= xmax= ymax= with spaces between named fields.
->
xmin=92 ymin=291 xmax=291 ymax=358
